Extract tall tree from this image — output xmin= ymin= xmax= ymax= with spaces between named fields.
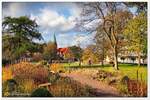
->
xmin=69 ymin=46 xmax=83 ymax=60
xmin=94 ymin=25 xmax=112 ymax=66
xmin=123 ymin=12 xmax=147 ymax=66
xmin=43 ymin=41 xmax=58 ymax=62
xmin=2 ymin=16 xmax=43 ymax=61
xmin=82 ymin=45 xmax=99 ymax=64
xmin=78 ymin=3 xmax=132 ymax=70
xmin=69 ymin=46 xmax=83 ymax=66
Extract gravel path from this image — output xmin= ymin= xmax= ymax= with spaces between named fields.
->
xmin=60 ymin=72 xmax=122 ymax=97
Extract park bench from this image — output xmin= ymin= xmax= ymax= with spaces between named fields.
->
xmin=38 ymin=83 xmax=51 ymax=90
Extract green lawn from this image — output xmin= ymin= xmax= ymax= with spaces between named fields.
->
xmin=101 ymin=64 xmax=147 ymax=82
xmin=63 ymin=62 xmax=147 ymax=82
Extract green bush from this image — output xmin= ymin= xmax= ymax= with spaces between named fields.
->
xmin=2 ymin=59 xmax=10 ymax=66
xmin=2 ymin=79 xmax=17 ymax=97
xmin=31 ymin=87 xmax=53 ymax=97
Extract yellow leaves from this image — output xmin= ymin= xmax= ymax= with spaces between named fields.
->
xmin=50 ymin=63 xmax=64 ymax=73
xmin=3 ymin=92 xmax=10 ymax=97
xmin=20 ymin=79 xmax=37 ymax=93
xmin=2 ymin=67 xmax=13 ymax=82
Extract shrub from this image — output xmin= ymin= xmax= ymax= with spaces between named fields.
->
xmin=12 ymin=62 xmax=49 ymax=84
xmin=117 ymin=83 xmax=129 ymax=96
xmin=2 ymin=79 xmax=17 ymax=97
xmin=32 ymin=66 xmax=49 ymax=84
xmin=35 ymin=60 xmax=49 ymax=68
xmin=2 ymin=59 xmax=10 ymax=66
xmin=48 ymin=72 xmax=60 ymax=83
xmin=50 ymin=63 xmax=64 ymax=73
xmin=17 ymin=79 xmax=37 ymax=94
xmin=121 ymin=76 xmax=130 ymax=85
xmin=32 ymin=52 xmax=43 ymax=62
xmin=49 ymin=77 xmax=91 ymax=97
xmin=2 ymin=67 xmax=13 ymax=83
xmin=127 ymin=80 xmax=147 ymax=97
xmin=31 ymin=87 xmax=53 ymax=97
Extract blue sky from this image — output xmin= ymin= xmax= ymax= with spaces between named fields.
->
xmin=2 ymin=2 xmax=137 ymax=48
xmin=3 ymin=2 xmax=94 ymax=48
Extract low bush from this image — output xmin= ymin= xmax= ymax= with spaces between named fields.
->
xmin=12 ymin=62 xmax=49 ymax=84
xmin=49 ymin=77 xmax=91 ymax=97
xmin=2 ymin=79 xmax=17 ymax=97
xmin=32 ymin=52 xmax=43 ymax=62
xmin=31 ymin=87 xmax=53 ymax=97
xmin=117 ymin=83 xmax=129 ymax=96
xmin=127 ymin=80 xmax=147 ymax=97
xmin=17 ymin=79 xmax=37 ymax=94
xmin=48 ymin=72 xmax=60 ymax=83
xmin=35 ymin=60 xmax=49 ymax=68
xmin=2 ymin=67 xmax=13 ymax=83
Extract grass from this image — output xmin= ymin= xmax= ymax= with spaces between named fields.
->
xmin=63 ymin=62 xmax=110 ymax=68
xmin=63 ymin=62 xmax=147 ymax=82
xmin=102 ymin=64 xmax=147 ymax=82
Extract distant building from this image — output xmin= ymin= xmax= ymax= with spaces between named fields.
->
xmin=57 ymin=48 xmax=69 ymax=57
xmin=105 ymin=52 xmax=147 ymax=64
xmin=53 ymin=33 xmax=69 ymax=59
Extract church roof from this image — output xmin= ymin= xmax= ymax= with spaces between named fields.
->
xmin=57 ymin=48 xmax=69 ymax=54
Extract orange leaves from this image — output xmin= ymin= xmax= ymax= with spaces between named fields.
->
xmin=50 ymin=63 xmax=63 ymax=73
xmin=2 ymin=67 xmax=13 ymax=82
xmin=3 ymin=62 xmax=49 ymax=84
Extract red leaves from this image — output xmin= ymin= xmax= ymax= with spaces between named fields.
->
xmin=127 ymin=80 xmax=147 ymax=96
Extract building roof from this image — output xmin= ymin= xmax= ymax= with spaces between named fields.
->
xmin=57 ymin=48 xmax=69 ymax=54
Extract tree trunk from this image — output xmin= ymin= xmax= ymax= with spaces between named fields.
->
xmin=101 ymin=60 xmax=104 ymax=66
xmin=79 ymin=59 xmax=81 ymax=67
xmin=101 ymin=37 xmax=104 ymax=67
xmin=137 ymin=52 xmax=141 ymax=66
xmin=113 ymin=47 xmax=119 ymax=70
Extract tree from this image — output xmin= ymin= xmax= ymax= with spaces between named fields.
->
xmin=32 ymin=52 xmax=43 ymax=62
xmin=64 ymin=49 xmax=74 ymax=60
xmin=94 ymin=25 xmax=112 ymax=66
xmin=123 ymin=12 xmax=147 ymax=66
xmin=2 ymin=16 xmax=42 ymax=62
xmin=43 ymin=41 xmax=57 ymax=62
xmin=69 ymin=46 xmax=83 ymax=60
xmin=82 ymin=45 xmax=99 ymax=64
xmin=120 ymin=56 xmax=126 ymax=63
xmin=69 ymin=46 xmax=83 ymax=66
xmin=78 ymin=3 xmax=132 ymax=70
xmin=130 ymin=56 xmax=136 ymax=63
xmin=124 ymin=2 xmax=147 ymax=14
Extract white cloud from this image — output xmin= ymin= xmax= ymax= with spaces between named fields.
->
xmin=69 ymin=3 xmax=82 ymax=17
xmin=57 ymin=33 xmax=77 ymax=48
xmin=2 ymin=3 xmax=27 ymax=18
xmin=2 ymin=2 xmax=95 ymax=48
xmin=56 ymin=32 xmax=96 ymax=48
xmin=84 ymin=19 xmax=101 ymax=29
xmin=31 ymin=7 xmax=77 ymax=34
xmin=74 ymin=32 xmax=96 ymax=48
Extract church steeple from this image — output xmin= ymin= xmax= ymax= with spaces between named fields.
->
xmin=54 ymin=33 xmax=57 ymax=48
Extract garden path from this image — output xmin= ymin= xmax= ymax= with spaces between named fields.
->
xmin=60 ymin=72 xmax=122 ymax=97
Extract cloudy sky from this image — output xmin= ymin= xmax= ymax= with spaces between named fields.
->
xmin=2 ymin=2 xmax=95 ymax=48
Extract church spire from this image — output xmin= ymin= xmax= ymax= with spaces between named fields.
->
xmin=54 ymin=33 xmax=57 ymax=48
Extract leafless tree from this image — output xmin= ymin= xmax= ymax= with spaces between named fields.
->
xmin=77 ymin=2 xmax=132 ymax=70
